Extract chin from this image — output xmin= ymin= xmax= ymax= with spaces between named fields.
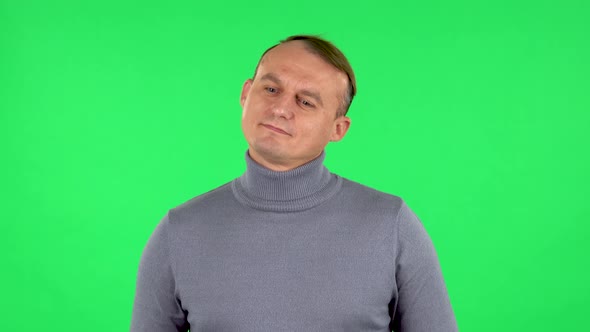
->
xmin=250 ymin=141 xmax=291 ymax=160
xmin=252 ymin=144 xmax=286 ymax=159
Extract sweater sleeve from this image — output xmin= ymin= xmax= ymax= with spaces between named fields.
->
xmin=391 ymin=201 xmax=458 ymax=332
xmin=130 ymin=212 xmax=189 ymax=332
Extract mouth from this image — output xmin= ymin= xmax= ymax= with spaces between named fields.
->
xmin=261 ymin=124 xmax=291 ymax=136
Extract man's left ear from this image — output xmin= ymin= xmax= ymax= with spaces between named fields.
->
xmin=330 ymin=116 xmax=351 ymax=142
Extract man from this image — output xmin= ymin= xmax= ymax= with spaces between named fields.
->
xmin=131 ymin=35 xmax=457 ymax=331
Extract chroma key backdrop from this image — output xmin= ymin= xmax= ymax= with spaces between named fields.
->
xmin=1 ymin=0 xmax=588 ymax=331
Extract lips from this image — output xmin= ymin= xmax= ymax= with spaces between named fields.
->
xmin=261 ymin=123 xmax=291 ymax=136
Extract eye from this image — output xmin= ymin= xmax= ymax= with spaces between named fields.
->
xmin=298 ymin=98 xmax=315 ymax=108
xmin=265 ymin=87 xmax=277 ymax=94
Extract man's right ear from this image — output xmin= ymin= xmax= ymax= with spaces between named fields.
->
xmin=240 ymin=79 xmax=253 ymax=107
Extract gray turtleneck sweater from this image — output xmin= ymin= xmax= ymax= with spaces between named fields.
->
xmin=131 ymin=152 xmax=457 ymax=332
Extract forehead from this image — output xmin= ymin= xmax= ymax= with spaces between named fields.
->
xmin=256 ymin=41 xmax=348 ymax=98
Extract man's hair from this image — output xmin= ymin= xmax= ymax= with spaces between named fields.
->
xmin=252 ymin=35 xmax=356 ymax=117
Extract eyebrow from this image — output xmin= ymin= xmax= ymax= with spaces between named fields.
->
xmin=260 ymin=73 xmax=282 ymax=85
xmin=259 ymin=72 xmax=324 ymax=107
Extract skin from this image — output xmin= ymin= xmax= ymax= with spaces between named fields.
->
xmin=240 ymin=40 xmax=351 ymax=171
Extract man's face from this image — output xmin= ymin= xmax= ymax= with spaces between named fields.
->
xmin=240 ymin=41 xmax=351 ymax=171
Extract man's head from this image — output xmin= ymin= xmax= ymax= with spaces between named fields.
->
xmin=252 ymin=36 xmax=356 ymax=117
xmin=240 ymin=35 xmax=356 ymax=171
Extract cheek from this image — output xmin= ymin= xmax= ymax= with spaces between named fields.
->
xmin=301 ymin=120 xmax=334 ymax=143
xmin=241 ymin=104 xmax=256 ymax=134
xmin=242 ymin=99 xmax=258 ymax=122
xmin=243 ymin=98 xmax=266 ymax=119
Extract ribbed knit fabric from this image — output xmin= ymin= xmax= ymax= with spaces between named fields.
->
xmin=131 ymin=151 xmax=458 ymax=332
xmin=232 ymin=151 xmax=342 ymax=212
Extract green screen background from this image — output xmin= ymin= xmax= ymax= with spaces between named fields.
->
xmin=1 ymin=0 xmax=588 ymax=330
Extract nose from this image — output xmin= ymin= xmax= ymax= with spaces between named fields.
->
xmin=270 ymin=94 xmax=295 ymax=119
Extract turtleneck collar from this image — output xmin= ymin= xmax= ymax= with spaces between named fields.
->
xmin=231 ymin=151 xmax=342 ymax=212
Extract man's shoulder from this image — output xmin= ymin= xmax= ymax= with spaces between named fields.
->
xmin=338 ymin=176 xmax=405 ymax=212
xmin=169 ymin=180 xmax=236 ymax=218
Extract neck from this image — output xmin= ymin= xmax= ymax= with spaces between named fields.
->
xmin=231 ymin=150 xmax=342 ymax=212
xmin=247 ymin=150 xmax=323 ymax=172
